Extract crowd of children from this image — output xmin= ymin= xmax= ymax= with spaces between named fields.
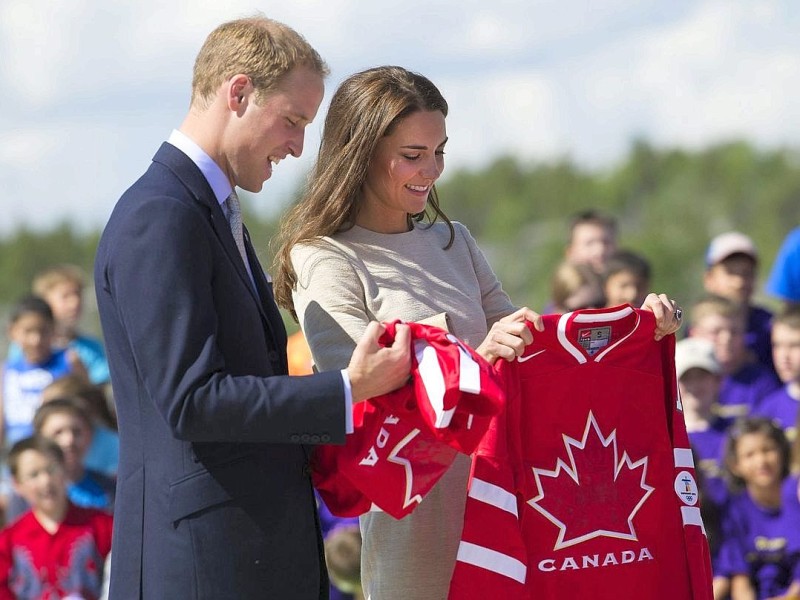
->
xmin=0 ymin=266 xmax=116 ymax=599
xmin=549 ymin=214 xmax=800 ymax=599
xmin=1 ymin=220 xmax=799 ymax=598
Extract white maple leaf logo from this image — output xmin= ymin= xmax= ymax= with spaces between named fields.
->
xmin=529 ymin=412 xmax=654 ymax=550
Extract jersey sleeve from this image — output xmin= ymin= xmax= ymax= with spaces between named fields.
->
xmin=312 ymin=322 xmax=505 ymax=519
xmin=662 ymin=334 xmax=715 ymax=600
xmin=449 ymin=357 xmax=531 ymax=599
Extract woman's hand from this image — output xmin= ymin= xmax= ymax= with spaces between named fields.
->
xmin=640 ymin=293 xmax=683 ymax=341
xmin=476 ymin=307 xmax=544 ymax=364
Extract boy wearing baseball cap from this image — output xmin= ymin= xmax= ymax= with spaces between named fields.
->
xmin=676 ymin=336 xmax=729 ymax=508
xmin=704 ymin=231 xmax=774 ymax=373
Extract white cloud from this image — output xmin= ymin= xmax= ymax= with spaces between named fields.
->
xmin=1 ymin=0 xmax=799 ymax=234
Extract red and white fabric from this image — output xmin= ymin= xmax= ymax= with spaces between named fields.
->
xmin=450 ymin=306 xmax=713 ymax=599
xmin=312 ymin=320 xmax=504 ymax=519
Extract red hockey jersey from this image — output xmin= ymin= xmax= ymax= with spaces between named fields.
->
xmin=312 ymin=321 xmax=504 ymax=519
xmin=450 ymin=306 xmax=713 ymax=599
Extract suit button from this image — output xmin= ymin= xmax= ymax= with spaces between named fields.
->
xmin=302 ymin=464 xmax=312 ymax=476
xmin=290 ymin=434 xmax=300 ymax=443
xmin=310 ymin=435 xmax=320 ymax=443
xmin=300 ymin=434 xmax=311 ymax=443
xmin=321 ymin=434 xmax=331 ymax=443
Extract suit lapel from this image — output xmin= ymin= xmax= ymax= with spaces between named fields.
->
xmin=152 ymin=143 xmax=283 ymax=353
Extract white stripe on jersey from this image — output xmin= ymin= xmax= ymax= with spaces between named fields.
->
xmin=447 ymin=333 xmax=481 ymax=394
xmin=673 ymin=448 xmax=695 ymax=468
xmin=680 ymin=506 xmax=706 ymax=535
xmin=468 ymin=478 xmax=519 ymax=517
xmin=414 ymin=340 xmax=454 ymax=428
xmin=457 ymin=541 xmax=527 ymax=583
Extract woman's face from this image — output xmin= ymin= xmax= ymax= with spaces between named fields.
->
xmin=358 ymin=109 xmax=447 ymax=233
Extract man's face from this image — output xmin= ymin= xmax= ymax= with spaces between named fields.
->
xmin=703 ymin=254 xmax=756 ymax=304
xmin=12 ymin=450 xmax=67 ymax=517
xmin=772 ymin=322 xmax=800 ymax=385
xmin=566 ymin=224 xmax=616 ymax=274
xmin=9 ymin=312 xmax=53 ymax=365
xmin=604 ymin=271 xmax=648 ymax=308
xmin=44 ymin=281 xmax=82 ymax=327
xmin=691 ymin=314 xmax=747 ymax=373
xmin=678 ymin=368 xmax=720 ymax=413
xmin=227 ymin=66 xmax=324 ymax=193
xmin=39 ymin=412 xmax=93 ymax=477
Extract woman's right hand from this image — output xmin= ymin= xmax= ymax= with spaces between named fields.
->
xmin=475 ymin=307 xmax=543 ymax=365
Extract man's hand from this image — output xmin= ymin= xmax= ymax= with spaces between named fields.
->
xmin=475 ymin=307 xmax=544 ymax=364
xmin=347 ymin=321 xmax=412 ymax=403
xmin=640 ymin=293 xmax=682 ymax=341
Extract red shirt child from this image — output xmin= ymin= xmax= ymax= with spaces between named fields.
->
xmin=0 ymin=436 xmax=112 ymax=600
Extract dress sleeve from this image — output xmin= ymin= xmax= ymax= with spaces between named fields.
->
xmin=455 ymin=223 xmax=517 ymax=327
xmin=291 ymin=241 xmax=371 ymax=372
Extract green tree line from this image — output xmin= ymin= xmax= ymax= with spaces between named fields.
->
xmin=1 ymin=139 xmax=798 ymax=342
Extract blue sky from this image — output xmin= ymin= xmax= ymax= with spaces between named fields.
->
xmin=1 ymin=0 xmax=798 ymax=234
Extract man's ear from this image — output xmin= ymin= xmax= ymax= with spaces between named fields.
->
xmin=226 ymin=74 xmax=251 ymax=111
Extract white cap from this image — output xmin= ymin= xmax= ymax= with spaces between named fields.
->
xmin=705 ymin=231 xmax=758 ymax=266
xmin=675 ymin=337 xmax=721 ymax=380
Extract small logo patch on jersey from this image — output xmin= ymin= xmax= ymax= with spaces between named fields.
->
xmin=577 ymin=327 xmax=611 ymax=356
xmin=674 ymin=471 xmax=698 ymax=506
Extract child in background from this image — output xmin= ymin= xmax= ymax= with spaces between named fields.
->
xmin=325 ymin=524 xmax=364 ymax=600
xmin=704 ymin=232 xmax=774 ymax=374
xmin=676 ymin=337 xmax=729 ymax=507
xmin=602 ymin=249 xmax=652 ymax=308
xmin=716 ymin=418 xmax=800 ymax=599
xmin=33 ymin=400 xmax=115 ymax=514
xmin=563 ymin=209 xmax=618 ymax=275
xmin=0 ymin=296 xmax=87 ymax=449
xmin=318 ymin=494 xmax=361 ymax=600
xmin=0 ymin=436 xmax=113 ymax=600
xmin=41 ymin=375 xmax=118 ymax=478
xmin=32 ymin=264 xmax=110 ymax=386
xmin=548 ymin=260 xmax=605 ymax=314
xmin=755 ymin=308 xmax=800 ymax=443
xmin=688 ymin=295 xmax=781 ymax=421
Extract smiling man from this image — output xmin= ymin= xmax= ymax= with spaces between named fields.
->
xmin=93 ymin=16 xmax=412 ymax=600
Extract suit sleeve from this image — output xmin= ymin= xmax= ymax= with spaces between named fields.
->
xmin=291 ymin=242 xmax=370 ymax=372
xmin=97 ymin=195 xmax=345 ymax=444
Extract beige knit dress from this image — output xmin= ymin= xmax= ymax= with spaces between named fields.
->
xmin=291 ymin=221 xmax=516 ymax=600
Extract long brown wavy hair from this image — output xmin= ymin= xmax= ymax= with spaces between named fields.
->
xmin=272 ymin=66 xmax=455 ymax=318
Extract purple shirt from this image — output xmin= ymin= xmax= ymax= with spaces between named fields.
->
xmin=754 ymin=386 xmax=799 ymax=441
xmin=716 ymin=362 xmax=782 ymax=420
xmin=689 ymin=420 xmax=729 ymax=508
xmin=716 ymin=476 xmax=800 ymax=599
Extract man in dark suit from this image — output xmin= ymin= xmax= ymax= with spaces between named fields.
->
xmin=94 ymin=16 xmax=411 ymax=599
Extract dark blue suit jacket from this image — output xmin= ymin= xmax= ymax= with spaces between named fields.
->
xmin=95 ymin=143 xmax=345 ymax=599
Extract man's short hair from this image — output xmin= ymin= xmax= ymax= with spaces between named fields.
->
xmin=33 ymin=398 xmax=94 ymax=434
xmin=567 ymin=209 xmax=617 ymax=244
xmin=7 ymin=436 xmax=65 ymax=480
xmin=8 ymin=295 xmax=54 ymax=326
xmin=603 ymin=249 xmax=651 ymax=283
xmin=689 ymin=294 xmax=745 ymax=328
xmin=190 ymin=15 xmax=329 ymax=109
xmin=773 ymin=305 xmax=800 ymax=332
xmin=32 ymin=264 xmax=86 ymax=296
